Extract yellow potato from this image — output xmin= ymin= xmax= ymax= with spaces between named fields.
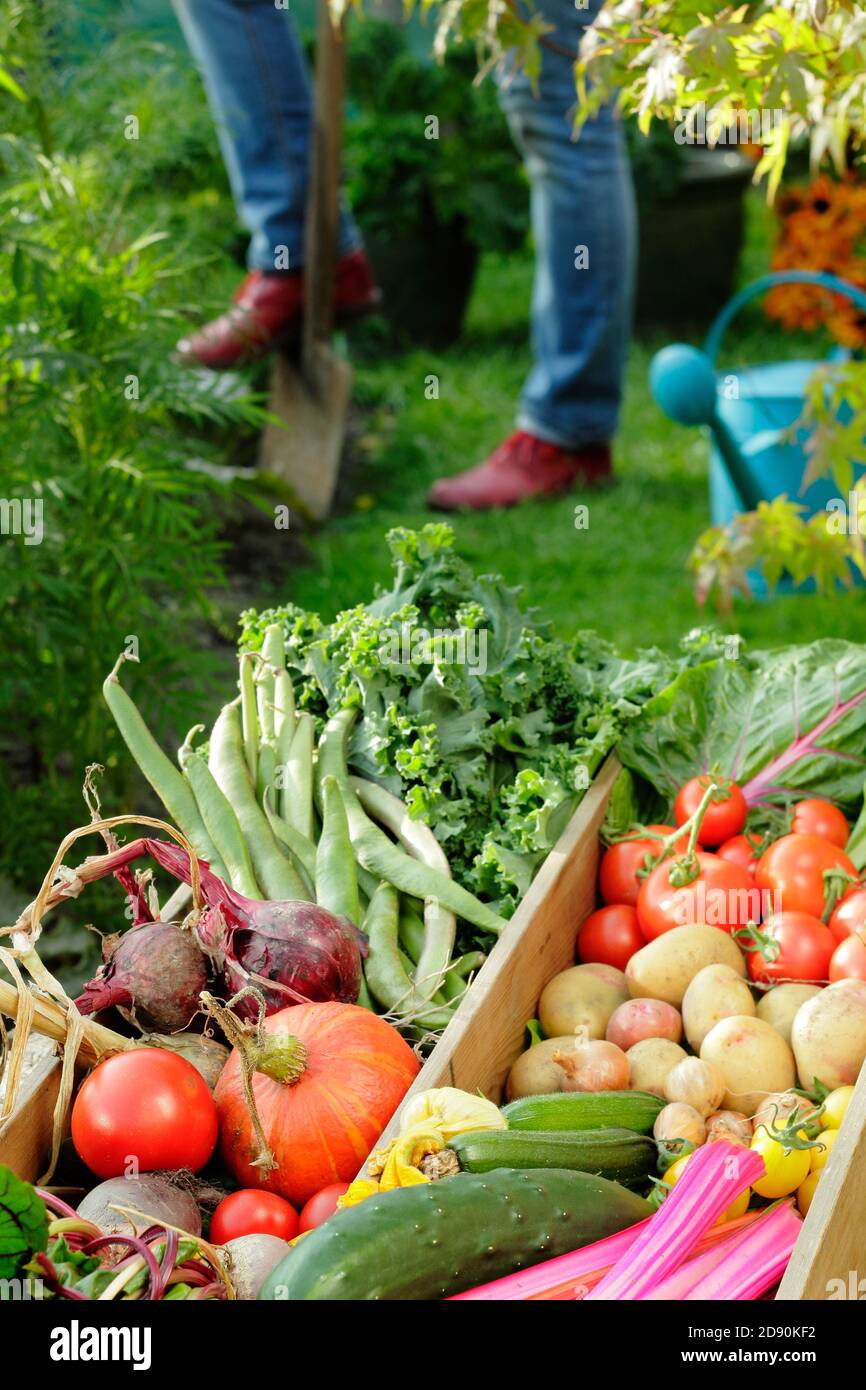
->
xmin=626 ymin=925 xmax=746 ymax=1007
xmin=625 ymin=1038 xmax=687 ymax=1097
xmin=791 ymin=980 xmax=866 ymax=1092
xmin=756 ymin=983 xmax=822 ymax=1045
xmin=682 ymin=964 xmax=756 ymax=1052
xmin=700 ymin=1014 xmax=796 ymax=1116
xmin=538 ymin=963 xmax=629 ymax=1041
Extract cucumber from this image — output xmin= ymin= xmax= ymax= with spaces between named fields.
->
xmin=259 ymin=1168 xmax=651 ymax=1301
xmin=449 ymin=1127 xmax=656 ymax=1188
xmin=502 ymin=1090 xmax=664 ymax=1136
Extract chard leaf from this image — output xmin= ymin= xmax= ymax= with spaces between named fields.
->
xmin=0 ymin=1166 xmax=48 ymax=1279
xmin=619 ymin=639 xmax=866 ymax=812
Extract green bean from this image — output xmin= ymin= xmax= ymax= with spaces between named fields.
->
xmin=274 ymin=669 xmax=296 ymax=768
xmin=398 ymin=900 xmax=425 ymax=966
xmin=102 ymin=654 xmax=228 ymax=878
xmin=179 ymin=728 xmax=261 ymax=899
xmin=316 ymin=775 xmax=361 ymax=926
xmin=208 ymin=702 xmax=309 ymax=901
xmin=256 ymin=624 xmax=284 ymax=744
xmin=454 ymin=950 xmax=486 ymax=977
xmin=239 ymin=653 xmax=259 ymax=785
xmin=282 ymin=711 xmax=314 ymax=837
xmin=263 ymin=789 xmax=318 ymax=884
xmin=256 ymin=740 xmax=276 ymax=804
xmin=356 ymin=970 xmax=376 ymax=1012
xmin=316 ymin=710 xmax=506 ymax=935
xmin=363 ymin=883 xmax=454 ymax=1029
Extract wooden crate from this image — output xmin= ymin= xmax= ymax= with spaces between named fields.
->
xmin=3 ymin=750 xmax=866 ymax=1299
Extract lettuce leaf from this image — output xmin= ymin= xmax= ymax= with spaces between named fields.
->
xmin=618 ymin=638 xmax=866 ymax=813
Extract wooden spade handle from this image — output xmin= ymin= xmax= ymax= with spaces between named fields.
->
xmin=302 ymin=0 xmax=346 ymax=362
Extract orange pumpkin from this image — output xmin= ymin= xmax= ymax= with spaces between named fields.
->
xmin=213 ymin=1001 xmax=419 ymax=1206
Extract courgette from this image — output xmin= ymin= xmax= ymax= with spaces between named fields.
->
xmin=502 ymin=1090 xmax=664 ymax=1136
xmin=258 ymin=1168 xmax=651 ymax=1301
xmin=449 ymin=1127 xmax=656 ymax=1188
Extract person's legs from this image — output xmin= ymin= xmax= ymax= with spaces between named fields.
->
xmin=171 ymin=0 xmax=360 ymax=270
xmin=497 ymin=0 xmax=636 ymax=449
xmin=429 ymin=0 xmax=636 ymax=507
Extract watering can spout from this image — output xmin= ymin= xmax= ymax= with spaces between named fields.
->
xmin=649 ymin=344 xmax=763 ymax=511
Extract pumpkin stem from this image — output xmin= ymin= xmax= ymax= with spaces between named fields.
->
xmin=199 ymin=988 xmax=307 ymax=1176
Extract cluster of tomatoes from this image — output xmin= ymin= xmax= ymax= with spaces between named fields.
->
xmin=578 ymin=774 xmax=866 ymax=987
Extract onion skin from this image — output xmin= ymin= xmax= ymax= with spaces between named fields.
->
xmin=663 ymin=1057 xmax=726 ymax=1117
xmin=552 ymin=1035 xmax=630 ymax=1092
xmin=653 ymin=1102 xmax=707 ymax=1147
xmin=706 ymin=1110 xmax=752 ymax=1146
xmin=75 ymin=921 xmax=208 ymax=1033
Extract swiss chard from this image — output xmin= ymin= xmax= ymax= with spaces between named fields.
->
xmin=618 ymin=638 xmax=866 ymax=817
xmin=0 ymin=1165 xmax=48 ymax=1280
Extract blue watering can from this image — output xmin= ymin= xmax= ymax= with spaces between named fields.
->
xmin=649 ymin=271 xmax=866 ymax=526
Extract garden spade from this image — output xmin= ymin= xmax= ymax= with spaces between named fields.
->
xmin=260 ymin=0 xmax=351 ymax=522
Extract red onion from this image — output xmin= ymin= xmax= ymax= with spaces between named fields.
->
xmin=91 ymin=838 xmax=364 ymax=1023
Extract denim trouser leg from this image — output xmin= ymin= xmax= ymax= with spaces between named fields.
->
xmin=171 ymin=0 xmax=361 ymax=271
xmin=496 ymin=0 xmax=636 ymax=448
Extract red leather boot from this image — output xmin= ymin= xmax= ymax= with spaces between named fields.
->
xmin=428 ymin=431 xmax=612 ymax=510
xmin=176 ymin=249 xmax=381 ymax=369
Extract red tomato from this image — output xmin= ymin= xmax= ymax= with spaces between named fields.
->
xmin=829 ymin=933 xmax=866 ymax=982
xmin=717 ymin=833 xmax=761 ymax=878
xmin=756 ymin=834 xmax=858 ymax=920
xmin=637 ymin=851 xmax=757 ymax=940
xmin=828 ymin=886 xmax=866 ymax=944
xmin=598 ymin=825 xmax=676 ymax=907
xmin=791 ymin=798 xmax=850 ymax=849
xmin=577 ymin=904 xmax=644 ymax=972
xmin=210 ymin=1189 xmax=299 ymax=1244
xmin=746 ymin=911 xmax=835 ymax=985
xmin=674 ymin=776 xmax=747 ymax=847
xmin=71 ymin=1048 xmax=218 ymax=1180
xmin=299 ymin=1182 xmax=352 ymax=1233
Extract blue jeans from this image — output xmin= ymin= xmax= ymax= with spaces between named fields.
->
xmin=497 ymin=0 xmax=636 ymax=447
xmin=171 ymin=0 xmax=361 ymax=271
xmin=172 ymin=0 xmax=634 ymax=446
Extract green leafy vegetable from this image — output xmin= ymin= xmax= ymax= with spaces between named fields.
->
xmin=0 ymin=1166 xmax=48 ymax=1279
xmin=618 ymin=638 xmax=866 ymax=814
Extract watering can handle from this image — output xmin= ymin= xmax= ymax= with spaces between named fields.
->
xmin=704 ymin=271 xmax=866 ymax=363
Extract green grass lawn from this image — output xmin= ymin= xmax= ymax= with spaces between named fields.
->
xmin=273 ymin=201 xmax=866 ymax=653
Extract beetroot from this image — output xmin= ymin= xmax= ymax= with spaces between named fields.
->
xmin=75 ymin=920 xmax=209 ymax=1033
xmin=91 ymin=837 xmax=364 ymax=1024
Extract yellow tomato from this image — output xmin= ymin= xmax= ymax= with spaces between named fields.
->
xmin=810 ymin=1127 xmax=839 ymax=1172
xmin=821 ymin=1086 xmax=855 ymax=1130
xmin=664 ymin=1151 xmax=749 ymax=1222
xmin=797 ymin=1170 xmax=820 ymax=1215
xmin=750 ymin=1132 xmax=811 ymax=1198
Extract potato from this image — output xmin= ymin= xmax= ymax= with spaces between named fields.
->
xmin=791 ymin=980 xmax=866 ymax=1091
xmin=625 ymin=1038 xmax=687 ymax=1097
xmin=682 ymin=964 xmax=755 ymax=1052
xmin=700 ymin=1015 xmax=796 ymax=1116
xmin=506 ymin=1036 xmax=583 ymax=1100
xmin=757 ymin=983 xmax=823 ymax=1045
xmin=606 ymin=998 xmax=682 ymax=1050
xmin=626 ymin=925 xmax=746 ymax=1007
xmin=538 ymin=963 xmax=629 ymax=1041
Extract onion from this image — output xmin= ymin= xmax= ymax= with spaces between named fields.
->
xmin=706 ymin=1110 xmax=752 ymax=1146
xmin=146 ymin=1032 xmax=229 ymax=1090
xmin=751 ymin=1091 xmax=819 ymax=1137
xmin=144 ymin=841 xmax=363 ymax=1021
xmin=553 ymin=1030 xmax=630 ymax=1092
xmin=77 ymin=1175 xmax=201 ymax=1239
xmin=653 ymin=1102 xmax=707 ymax=1147
xmin=221 ymin=1234 xmax=293 ymax=1300
xmin=663 ymin=1057 xmax=726 ymax=1117
xmin=75 ymin=920 xmax=208 ymax=1032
